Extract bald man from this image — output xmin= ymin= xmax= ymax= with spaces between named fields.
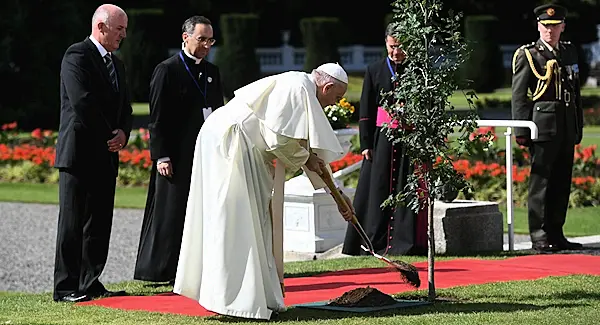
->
xmin=53 ymin=4 xmax=133 ymax=302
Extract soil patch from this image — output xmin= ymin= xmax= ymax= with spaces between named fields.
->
xmin=327 ymin=286 xmax=398 ymax=307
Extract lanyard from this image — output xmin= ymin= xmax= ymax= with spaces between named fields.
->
xmin=179 ymin=52 xmax=207 ymax=101
xmin=386 ymin=57 xmax=397 ymax=81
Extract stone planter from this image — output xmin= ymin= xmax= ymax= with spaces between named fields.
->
xmin=282 ymin=128 xmax=358 ymax=253
xmin=333 ymin=128 xmax=358 ymax=156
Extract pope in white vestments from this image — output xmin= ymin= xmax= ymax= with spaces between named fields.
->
xmin=173 ymin=63 xmax=354 ymax=320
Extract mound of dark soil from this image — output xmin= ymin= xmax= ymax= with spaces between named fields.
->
xmin=327 ymin=286 xmax=397 ymax=307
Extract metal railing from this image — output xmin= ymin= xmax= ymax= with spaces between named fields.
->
xmin=476 ymin=120 xmax=538 ymax=251
xmin=332 ymin=119 xmax=539 ymax=251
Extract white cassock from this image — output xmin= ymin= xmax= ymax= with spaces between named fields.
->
xmin=173 ymin=71 xmax=344 ymax=320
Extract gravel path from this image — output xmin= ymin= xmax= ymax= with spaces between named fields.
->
xmin=0 ymin=202 xmax=143 ymax=294
xmin=0 ymin=202 xmax=597 ymax=294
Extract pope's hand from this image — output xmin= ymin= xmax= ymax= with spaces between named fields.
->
xmin=305 ymin=153 xmax=326 ymax=175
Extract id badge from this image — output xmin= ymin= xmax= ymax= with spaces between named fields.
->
xmin=202 ymin=107 xmax=213 ymax=120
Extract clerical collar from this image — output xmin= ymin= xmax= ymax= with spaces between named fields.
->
xmin=90 ymin=35 xmax=109 ymax=58
xmin=181 ymin=43 xmax=202 ymax=64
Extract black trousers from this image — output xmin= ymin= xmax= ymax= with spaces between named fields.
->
xmin=528 ymin=138 xmax=575 ymax=243
xmin=53 ymin=167 xmax=116 ymax=300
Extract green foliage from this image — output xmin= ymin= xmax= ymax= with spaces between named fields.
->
xmin=382 ymin=0 xmax=483 ymax=213
xmin=118 ymin=8 xmax=167 ymax=103
xmin=0 ymin=0 xmax=89 ymax=129
xmin=299 ymin=17 xmax=342 ymax=72
xmin=214 ymin=13 xmax=261 ymax=101
xmin=189 ymin=0 xmax=211 ymax=12
xmin=384 ymin=13 xmax=394 ymax=29
xmin=461 ymin=15 xmax=504 ymax=92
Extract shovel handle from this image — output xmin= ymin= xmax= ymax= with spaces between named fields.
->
xmin=318 ymin=167 xmax=375 ymax=252
xmin=318 ymin=167 xmax=359 ymax=225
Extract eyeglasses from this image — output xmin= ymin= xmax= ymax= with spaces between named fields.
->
xmin=187 ymin=34 xmax=216 ymax=45
xmin=197 ymin=37 xmax=216 ymax=45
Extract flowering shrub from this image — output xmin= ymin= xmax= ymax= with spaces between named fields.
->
xmin=454 ymin=127 xmax=600 ymax=207
xmin=0 ymin=123 xmax=365 ymax=187
xmin=1 ymin=122 xmax=598 ymax=207
xmin=324 ymin=98 xmax=355 ymax=130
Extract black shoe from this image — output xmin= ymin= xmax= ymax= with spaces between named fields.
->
xmin=552 ymin=239 xmax=584 ymax=250
xmin=532 ymin=240 xmax=558 ymax=253
xmin=269 ymin=311 xmax=280 ymax=321
xmin=88 ymin=289 xmax=128 ymax=299
xmin=55 ymin=292 xmax=91 ymax=303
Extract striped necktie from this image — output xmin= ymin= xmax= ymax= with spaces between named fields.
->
xmin=104 ymin=54 xmax=118 ymax=91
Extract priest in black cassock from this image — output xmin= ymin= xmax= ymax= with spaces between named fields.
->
xmin=134 ymin=15 xmax=225 ymax=283
xmin=342 ymin=24 xmax=428 ymax=256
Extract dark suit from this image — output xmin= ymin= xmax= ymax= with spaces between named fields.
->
xmin=511 ymin=39 xmax=583 ymax=245
xmin=133 ymin=51 xmax=224 ymax=282
xmin=53 ymin=37 xmax=133 ymax=300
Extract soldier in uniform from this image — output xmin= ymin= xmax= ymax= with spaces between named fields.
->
xmin=511 ymin=4 xmax=584 ymax=252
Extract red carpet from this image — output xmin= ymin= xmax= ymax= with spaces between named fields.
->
xmin=78 ymin=254 xmax=600 ymax=316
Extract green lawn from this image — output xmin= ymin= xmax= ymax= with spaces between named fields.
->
xmin=1 ymin=257 xmax=599 ymax=324
xmin=131 ymin=83 xmax=600 ymax=116
xmin=453 ymin=125 xmax=600 ymax=149
xmin=446 ymin=87 xmax=600 ymax=108
xmin=501 ymin=205 xmax=600 ymax=237
xmin=0 ymin=182 xmax=147 ymax=209
xmin=132 ymin=102 xmax=149 ymax=116
xmin=1 ymin=182 xmax=599 ymax=237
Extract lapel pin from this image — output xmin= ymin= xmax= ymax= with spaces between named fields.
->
xmin=207 ymin=77 xmax=212 ymax=83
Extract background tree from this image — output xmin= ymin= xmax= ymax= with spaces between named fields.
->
xmin=461 ymin=15 xmax=504 ymax=92
xmin=214 ymin=13 xmax=261 ymax=101
xmin=383 ymin=0 xmax=483 ymax=301
xmin=299 ymin=17 xmax=342 ymax=72
xmin=119 ymin=8 xmax=168 ymax=103
xmin=0 ymin=0 xmax=90 ymax=129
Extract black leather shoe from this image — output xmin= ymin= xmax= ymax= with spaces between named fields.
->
xmin=56 ymin=292 xmax=91 ymax=303
xmin=553 ymin=239 xmax=584 ymax=250
xmin=532 ymin=240 xmax=558 ymax=253
xmin=269 ymin=311 xmax=280 ymax=321
xmin=88 ymin=289 xmax=128 ymax=299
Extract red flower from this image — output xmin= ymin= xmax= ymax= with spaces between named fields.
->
xmin=1 ymin=122 xmax=17 ymax=131
xmin=31 ymin=128 xmax=42 ymax=139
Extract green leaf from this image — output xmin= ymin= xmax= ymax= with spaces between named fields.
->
xmin=381 ymin=0 xmax=477 ymax=213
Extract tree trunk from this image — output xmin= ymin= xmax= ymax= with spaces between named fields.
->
xmin=427 ymin=191 xmax=436 ymax=302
